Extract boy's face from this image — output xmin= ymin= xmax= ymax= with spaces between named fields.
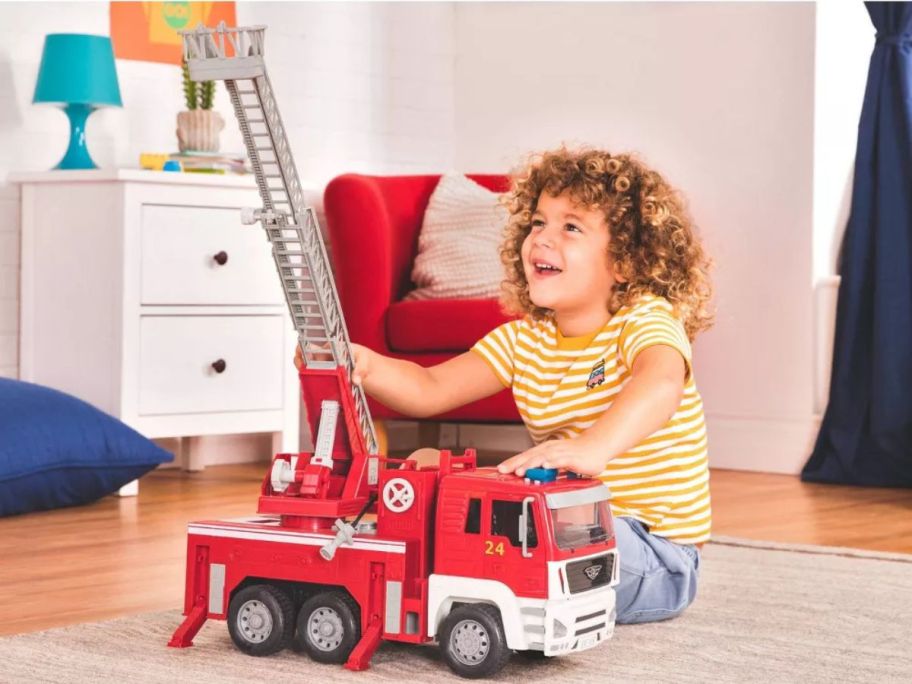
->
xmin=521 ymin=191 xmax=622 ymax=317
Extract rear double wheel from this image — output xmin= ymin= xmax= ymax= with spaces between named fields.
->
xmin=294 ymin=590 xmax=361 ymax=664
xmin=227 ymin=584 xmax=295 ymax=656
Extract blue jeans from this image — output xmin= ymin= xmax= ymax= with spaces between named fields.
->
xmin=614 ymin=516 xmax=701 ymax=624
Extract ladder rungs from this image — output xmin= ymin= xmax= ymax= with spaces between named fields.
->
xmin=242 ymin=104 xmax=261 ymax=109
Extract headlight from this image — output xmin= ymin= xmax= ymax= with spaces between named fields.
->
xmin=553 ymin=618 xmax=568 ymax=638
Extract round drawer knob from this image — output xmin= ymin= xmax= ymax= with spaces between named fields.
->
xmin=213 ymin=251 xmax=229 ymax=266
xmin=211 ymin=359 xmax=227 ymax=374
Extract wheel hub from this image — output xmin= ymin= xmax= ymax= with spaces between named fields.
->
xmin=451 ymin=619 xmax=490 ymax=666
xmin=308 ymin=607 xmax=344 ymax=651
xmin=237 ymin=599 xmax=273 ymax=643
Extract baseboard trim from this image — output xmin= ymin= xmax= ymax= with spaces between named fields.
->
xmin=706 ymin=414 xmax=821 ymax=474
xmin=151 ymin=413 xmax=822 ymax=476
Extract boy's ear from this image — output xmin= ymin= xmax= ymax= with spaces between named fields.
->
xmin=612 ymin=261 xmax=629 ymax=283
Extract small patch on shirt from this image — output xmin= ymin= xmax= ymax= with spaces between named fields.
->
xmin=586 ymin=358 xmax=606 ymax=390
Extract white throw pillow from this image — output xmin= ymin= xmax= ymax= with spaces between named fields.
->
xmin=406 ymin=174 xmax=508 ymax=301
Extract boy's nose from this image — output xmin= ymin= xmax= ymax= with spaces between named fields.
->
xmin=533 ymin=227 xmax=556 ymax=248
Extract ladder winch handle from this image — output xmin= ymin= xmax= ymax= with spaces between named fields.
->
xmin=240 ymin=207 xmax=259 ymax=225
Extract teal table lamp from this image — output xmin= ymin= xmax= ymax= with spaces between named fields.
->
xmin=33 ymin=34 xmax=123 ymax=170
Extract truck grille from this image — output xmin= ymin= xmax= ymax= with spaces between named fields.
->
xmin=566 ymin=553 xmax=613 ymax=594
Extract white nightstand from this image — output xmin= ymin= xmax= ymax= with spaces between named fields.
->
xmin=13 ymin=169 xmax=308 ymax=473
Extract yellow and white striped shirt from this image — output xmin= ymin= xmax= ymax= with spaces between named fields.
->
xmin=471 ymin=295 xmax=711 ymax=544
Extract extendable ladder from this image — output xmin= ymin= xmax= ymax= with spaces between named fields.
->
xmin=180 ymin=23 xmax=379 ymax=461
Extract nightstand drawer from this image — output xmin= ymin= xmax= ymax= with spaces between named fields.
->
xmin=141 ymin=204 xmax=283 ymax=306
xmin=138 ymin=315 xmax=287 ymax=415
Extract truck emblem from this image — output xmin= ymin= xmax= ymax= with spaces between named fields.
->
xmin=584 ymin=564 xmax=602 ymax=580
xmin=382 ymin=478 xmax=416 ymax=513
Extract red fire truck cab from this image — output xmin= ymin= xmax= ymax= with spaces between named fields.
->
xmin=170 ymin=450 xmax=618 ymax=678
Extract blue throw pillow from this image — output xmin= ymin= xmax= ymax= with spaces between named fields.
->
xmin=0 ymin=378 xmax=173 ymax=517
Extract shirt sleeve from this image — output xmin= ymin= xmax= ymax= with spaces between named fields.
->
xmin=618 ymin=304 xmax=693 ymax=380
xmin=470 ymin=319 xmax=521 ymax=388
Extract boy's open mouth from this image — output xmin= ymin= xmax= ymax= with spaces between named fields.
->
xmin=533 ymin=261 xmax=563 ymax=277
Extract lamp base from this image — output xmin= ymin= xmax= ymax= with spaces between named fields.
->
xmin=55 ymin=103 xmax=98 ymax=170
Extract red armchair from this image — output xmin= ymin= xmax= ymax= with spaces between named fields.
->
xmin=323 ymin=174 xmax=521 ymax=430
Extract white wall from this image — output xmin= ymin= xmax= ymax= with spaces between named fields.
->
xmin=813 ymin=0 xmax=873 ymax=283
xmin=812 ymin=2 xmax=873 ymax=416
xmin=0 ymin=2 xmax=878 ymax=474
xmin=454 ymin=2 xmax=822 ymax=473
xmin=0 ymin=1 xmax=456 ymax=380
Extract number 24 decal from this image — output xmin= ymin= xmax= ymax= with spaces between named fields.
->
xmin=484 ymin=540 xmax=505 ymax=556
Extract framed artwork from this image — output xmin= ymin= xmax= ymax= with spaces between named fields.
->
xmin=110 ymin=2 xmax=237 ymax=65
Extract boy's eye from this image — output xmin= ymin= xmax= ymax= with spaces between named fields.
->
xmin=531 ymin=219 xmax=545 ymax=230
xmin=565 ymin=223 xmax=581 ymax=233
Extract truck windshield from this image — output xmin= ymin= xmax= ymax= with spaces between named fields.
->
xmin=550 ymin=501 xmax=613 ymax=550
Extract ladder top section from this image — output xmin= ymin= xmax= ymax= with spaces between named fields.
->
xmin=179 ymin=22 xmax=268 ymax=81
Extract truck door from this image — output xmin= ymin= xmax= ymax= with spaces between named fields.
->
xmin=483 ymin=497 xmax=547 ymax=599
xmin=436 ymin=494 xmax=485 ymax=576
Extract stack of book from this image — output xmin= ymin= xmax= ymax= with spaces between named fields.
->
xmin=140 ymin=151 xmax=250 ymax=174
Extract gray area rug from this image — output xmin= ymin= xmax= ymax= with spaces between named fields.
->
xmin=1 ymin=538 xmax=910 ymax=683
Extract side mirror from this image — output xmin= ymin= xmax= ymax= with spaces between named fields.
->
xmin=519 ymin=496 xmax=535 ymax=559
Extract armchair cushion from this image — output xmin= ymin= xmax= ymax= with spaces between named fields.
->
xmin=387 ymin=298 xmax=515 ymax=353
xmin=407 ymin=174 xmax=507 ymax=301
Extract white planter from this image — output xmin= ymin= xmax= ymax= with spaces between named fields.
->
xmin=176 ymin=109 xmax=225 ymax=153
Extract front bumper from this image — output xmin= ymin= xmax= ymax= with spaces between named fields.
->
xmin=521 ymin=585 xmax=616 ymax=656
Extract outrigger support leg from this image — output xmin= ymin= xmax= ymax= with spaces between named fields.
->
xmin=344 ymin=617 xmax=383 ymax=671
xmin=168 ymin=604 xmax=208 ymax=648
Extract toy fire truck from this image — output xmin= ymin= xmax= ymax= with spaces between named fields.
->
xmin=169 ymin=23 xmax=619 ymax=679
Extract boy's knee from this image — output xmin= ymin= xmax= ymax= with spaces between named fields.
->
xmin=404 ymin=447 xmax=441 ymax=468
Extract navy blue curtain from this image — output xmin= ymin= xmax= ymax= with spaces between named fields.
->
xmin=803 ymin=2 xmax=912 ymax=486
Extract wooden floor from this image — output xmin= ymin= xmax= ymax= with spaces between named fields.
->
xmin=1 ymin=460 xmax=911 ymax=638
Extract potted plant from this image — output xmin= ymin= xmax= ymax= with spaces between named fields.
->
xmin=176 ymin=60 xmax=225 ymax=153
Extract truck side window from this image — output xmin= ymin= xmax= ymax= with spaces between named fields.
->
xmin=491 ymin=500 xmax=537 ymax=548
xmin=465 ymin=498 xmax=481 ymax=534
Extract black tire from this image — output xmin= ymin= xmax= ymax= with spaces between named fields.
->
xmin=227 ymin=584 xmax=295 ymax=656
xmin=439 ymin=604 xmax=512 ymax=679
xmin=294 ymin=590 xmax=361 ymax=664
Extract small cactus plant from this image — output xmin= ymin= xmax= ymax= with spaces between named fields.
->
xmin=182 ymin=60 xmax=216 ymax=110
xmin=177 ymin=60 xmax=224 ymax=152
xmin=200 ymin=80 xmax=215 ymax=110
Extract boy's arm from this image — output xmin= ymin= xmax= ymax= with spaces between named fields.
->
xmin=497 ymin=345 xmax=686 ymax=476
xmin=362 ymin=348 xmax=507 ymax=418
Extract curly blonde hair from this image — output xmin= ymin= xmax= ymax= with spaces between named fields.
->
xmin=500 ymin=147 xmax=714 ymax=339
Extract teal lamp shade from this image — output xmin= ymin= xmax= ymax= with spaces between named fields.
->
xmin=33 ymin=34 xmax=123 ymax=170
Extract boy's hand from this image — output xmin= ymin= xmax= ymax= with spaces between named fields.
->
xmin=497 ymin=437 xmax=605 ymax=478
xmin=293 ymin=342 xmax=373 ymax=387
xmin=349 ymin=343 xmax=372 ymax=386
